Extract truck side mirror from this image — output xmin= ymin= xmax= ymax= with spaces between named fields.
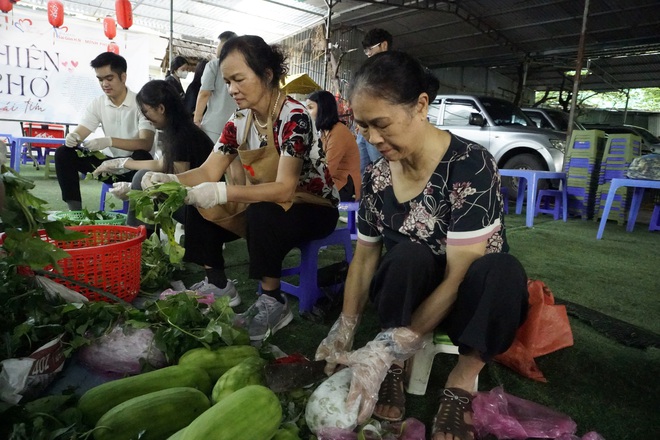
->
xmin=468 ymin=113 xmax=485 ymax=127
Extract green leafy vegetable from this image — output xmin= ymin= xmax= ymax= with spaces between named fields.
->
xmin=128 ymin=181 xmax=187 ymax=263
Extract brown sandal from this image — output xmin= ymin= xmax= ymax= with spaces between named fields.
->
xmin=373 ymin=366 xmax=406 ymax=422
xmin=432 ymin=388 xmax=475 ymax=440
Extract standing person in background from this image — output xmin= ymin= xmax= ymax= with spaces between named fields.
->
xmin=54 ymin=52 xmax=155 ymax=211
xmin=194 ymin=31 xmax=237 ymax=142
xmin=93 ymin=80 xmax=241 ymax=305
xmin=306 ymin=90 xmax=361 ymax=202
xmin=184 ymin=59 xmax=209 ymax=118
xmin=164 ymin=56 xmax=190 ymax=100
xmin=356 ymin=28 xmax=393 ymax=176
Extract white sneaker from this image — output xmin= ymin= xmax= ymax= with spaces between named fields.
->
xmin=239 ymin=294 xmax=293 ymax=341
xmin=189 ymin=278 xmax=241 ymax=307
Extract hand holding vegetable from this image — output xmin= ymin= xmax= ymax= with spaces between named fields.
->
xmin=65 ymin=132 xmax=82 ymax=148
xmin=109 ymin=181 xmax=132 ymax=200
xmin=184 ymin=182 xmax=227 ymax=209
xmin=141 ymin=171 xmax=179 ymax=190
xmin=93 ymin=157 xmax=130 ymax=177
xmin=83 ymin=137 xmax=112 ymax=151
xmin=330 ymin=327 xmax=424 ymax=424
xmin=315 ymin=313 xmax=360 ymax=375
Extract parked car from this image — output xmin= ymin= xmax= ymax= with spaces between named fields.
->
xmin=428 ymin=95 xmax=567 ymax=193
xmin=582 ymin=124 xmax=659 ymax=154
xmin=521 ymin=107 xmax=586 ymax=131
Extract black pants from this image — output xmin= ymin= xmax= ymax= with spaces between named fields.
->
xmin=370 ymin=241 xmax=528 ymax=361
xmin=54 ymin=146 xmax=152 ymax=203
xmin=246 ymin=202 xmax=339 ymax=279
xmin=127 ymin=169 xmax=239 ymax=269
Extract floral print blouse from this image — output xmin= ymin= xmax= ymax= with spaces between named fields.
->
xmin=357 ymin=133 xmax=504 ymax=255
xmin=214 ymin=96 xmax=339 ymax=205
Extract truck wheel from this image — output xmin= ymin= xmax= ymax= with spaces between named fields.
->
xmin=501 ymin=154 xmax=548 ymax=200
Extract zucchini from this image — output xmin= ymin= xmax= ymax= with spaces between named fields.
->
xmin=178 ymin=345 xmax=259 ymax=381
xmin=211 ymin=356 xmax=266 ymax=403
xmin=181 ymin=385 xmax=281 ymax=440
xmin=94 ymin=387 xmax=209 ymax=440
xmin=78 ymin=365 xmax=211 ymax=426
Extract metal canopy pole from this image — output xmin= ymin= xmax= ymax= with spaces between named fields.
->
xmin=322 ymin=0 xmax=340 ymax=90
xmin=168 ymin=0 xmax=173 ymax=74
xmin=567 ymin=0 xmax=590 ymax=155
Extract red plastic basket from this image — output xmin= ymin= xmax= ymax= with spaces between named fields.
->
xmin=36 ymin=225 xmax=147 ymax=303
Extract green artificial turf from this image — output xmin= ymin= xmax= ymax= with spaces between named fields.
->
xmin=19 ymin=165 xmax=660 ymax=439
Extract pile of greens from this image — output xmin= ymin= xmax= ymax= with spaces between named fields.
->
xmin=54 ymin=209 xmax=124 ymax=227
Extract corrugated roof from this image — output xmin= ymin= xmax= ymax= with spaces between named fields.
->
xmin=13 ymin=0 xmax=660 ymax=92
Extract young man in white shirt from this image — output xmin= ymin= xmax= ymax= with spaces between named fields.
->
xmin=54 ymin=52 xmax=156 ymax=210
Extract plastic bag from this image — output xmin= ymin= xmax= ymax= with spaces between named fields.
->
xmin=494 ymin=279 xmax=574 ymax=382
xmin=473 ymin=386 xmax=577 ymax=439
xmin=78 ymin=323 xmax=168 ymax=375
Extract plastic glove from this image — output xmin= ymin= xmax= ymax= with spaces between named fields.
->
xmin=184 ymin=182 xmax=227 ymax=209
xmin=330 ymin=327 xmax=424 ymax=424
xmin=108 ymin=181 xmax=131 ymax=200
xmin=83 ymin=137 xmax=112 ymax=151
xmin=92 ymin=157 xmax=130 ymax=177
xmin=141 ymin=171 xmax=179 ymax=190
xmin=65 ymin=132 xmax=82 ymax=148
xmin=315 ymin=313 xmax=360 ymax=375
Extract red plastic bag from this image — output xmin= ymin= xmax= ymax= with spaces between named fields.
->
xmin=473 ymin=386 xmax=577 ymax=439
xmin=495 ymin=279 xmax=574 ymax=382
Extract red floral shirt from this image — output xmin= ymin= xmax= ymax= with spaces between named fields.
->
xmin=215 ymin=96 xmax=338 ymax=205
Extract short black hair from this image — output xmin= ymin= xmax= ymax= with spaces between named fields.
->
xmin=307 ymin=90 xmax=340 ymax=131
xmin=218 ymin=31 xmax=237 ymax=42
xmin=90 ymin=52 xmax=127 ymax=76
xmin=362 ymin=28 xmax=393 ymax=49
xmin=169 ymin=56 xmax=188 ymax=72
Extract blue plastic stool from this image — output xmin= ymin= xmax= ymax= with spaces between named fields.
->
xmin=338 ymin=201 xmax=359 ymax=240
xmin=100 ymin=182 xmax=129 ymax=213
xmin=535 ymin=189 xmax=562 ymax=220
xmin=279 ymin=228 xmax=354 ymax=312
xmin=650 ymin=204 xmax=660 ymax=232
xmin=500 ymin=187 xmax=509 ymax=214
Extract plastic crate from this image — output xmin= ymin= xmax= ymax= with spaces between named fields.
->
xmin=31 ymin=226 xmax=145 ymax=303
xmin=52 ymin=210 xmax=127 ymax=226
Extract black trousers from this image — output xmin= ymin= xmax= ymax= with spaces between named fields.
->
xmin=246 ymin=202 xmax=339 ymax=279
xmin=127 ymin=169 xmax=239 ymax=269
xmin=54 ymin=146 xmax=152 ymax=203
xmin=369 ymin=241 xmax=528 ymax=361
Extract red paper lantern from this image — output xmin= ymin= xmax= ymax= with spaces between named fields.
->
xmin=0 ymin=0 xmax=12 ymax=14
xmin=107 ymin=41 xmax=120 ymax=54
xmin=47 ymin=0 xmax=64 ymax=28
xmin=115 ymin=0 xmax=133 ymax=30
xmin=103 ymin=16 xmax=116 ymax=40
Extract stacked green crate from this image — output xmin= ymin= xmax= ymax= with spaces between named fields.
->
xmin=563 ymin=130 xmax=606 ymax=219
xmin=594 ymin=134 xmax=642 ymax=224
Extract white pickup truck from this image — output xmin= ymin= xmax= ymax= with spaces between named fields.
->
xmin=429 ymin=95 xmax=567 ymax=192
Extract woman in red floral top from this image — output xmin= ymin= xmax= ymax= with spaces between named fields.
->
xmin=142 ymin=35 xmax=339 ymax=341
xmin=315 ymin=51 xmax=529 ymax=440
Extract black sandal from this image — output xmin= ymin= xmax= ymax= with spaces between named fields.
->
xmin=432 ymin=388 xmax=475 ymax=440
xmin=373 ymin=366 xmax=406 ymax=422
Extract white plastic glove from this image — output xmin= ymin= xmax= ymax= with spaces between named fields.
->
xmin=315 ymin=313 xmax=361 ymax=375
xmin=83 ymin=137 xmax=112 ymax=151
xmin=330 ymin=327 xmax=424 ymax=424
xmin=92 ymin=157 xmax=130 ymax=177
xmin=184 ymin=182 xmax=227 ymax=209
xmin=108 ymin=181 xmax=131 ymax=200
xmin=65 ymin=132 xmax=82 ymax=148
xmin=141 ymin=171 xmax=179 ymax=190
